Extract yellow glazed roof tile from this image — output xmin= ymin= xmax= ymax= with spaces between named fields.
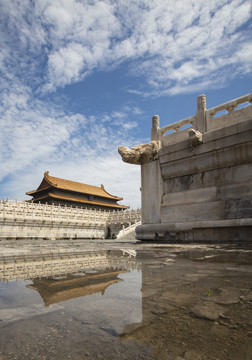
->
xmin=26 ymin=171 xmax=123 ymax=201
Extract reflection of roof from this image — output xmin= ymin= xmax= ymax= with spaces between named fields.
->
xmin=26 ymin=171 xmax=123 ymax=200
xmin=27 ymin=270 xmax=127 ymax=307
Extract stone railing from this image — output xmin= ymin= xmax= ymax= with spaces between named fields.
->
xmin=206 ymin=93 xmax=252 ymax=131
xmin=0 ymin=200 xmax=141 ymax=225
xmin=0 ymin=199 xmax=108 ymax=224
xmin=118 ymin=93 xmax=252 ymax=165
xmin=0 ymin=200 xmax=141 ymax=240
xmin=117 ymin=221 xmax=142 ymax=238
xmin=206 ymin=93 xmax=252 ymax=120
xmin=151 ymin=93 xmax=252 ymax=146
xmin=159 ymin=115 xmax=196 ymax=136
xmin=107 ymin=208 xmax=141 ymax=224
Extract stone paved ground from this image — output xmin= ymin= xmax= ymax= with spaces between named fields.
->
xmin=0 ymin=238 xmax=137 ymax=256
xmin=0 ymin=239 xmax=251 ymax=360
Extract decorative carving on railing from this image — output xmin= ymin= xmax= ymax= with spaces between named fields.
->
xmin=0 ymin=200 xmax=141 ymax=226
xmin=159 ymin=115 xmax=196 ymax=136
xmin=148 ymin=92 xmax=252 ymax=146
xmin=206 ymin=93 xmax=252 ymax=120
xmin=0 ymin=200 xmax=108 ymax=224
xmin=119 ymin=93 xmax=251 ymax=161
xmin=107 ymin=208 xmax=141 ymax=224
xmin=0 ymin=200 xmax=142 ymax=240
xmin=197 ymin=94 xmax=206 ymax=110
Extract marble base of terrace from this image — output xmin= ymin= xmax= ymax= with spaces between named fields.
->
xmin=119 ymin=93 xmax=252 ymax=242
xmin=0 ymin=201 xmax=141 ymax=240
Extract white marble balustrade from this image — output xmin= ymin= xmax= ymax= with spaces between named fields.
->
xmin=0 ymin=200 xmax=142 ymax=240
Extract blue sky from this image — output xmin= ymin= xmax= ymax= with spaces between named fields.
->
xmin=0 ymin=0 xmax=251 ymax=209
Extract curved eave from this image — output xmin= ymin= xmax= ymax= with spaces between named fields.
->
xmin=45 ymin=173 xmax=123 ymax=200
xmin=26 ymin=185 xmax=123 ymax=201
xmin=104 ymin=194 xmax=123 ymax=201
xmin=26 ymin=186 xmax=52 ymax=196
xmin=26 ymin=193 xmax=129 ymax=209
xmin=100 ymin=185 xmax=123 ymax=201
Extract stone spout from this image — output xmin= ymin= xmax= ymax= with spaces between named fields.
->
xmin=188 ymin=129 xmax=203 ymax=146
xmin=118 ymin=141 xmax=162 ymax=165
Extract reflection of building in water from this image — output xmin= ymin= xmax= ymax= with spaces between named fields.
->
xmin=0 ymin=250 xmax=140 ymax=306
xmin=27 ymin=269 xmax=127 ymax=307
xmin=0 ymin=250 xmax=140 ymax=282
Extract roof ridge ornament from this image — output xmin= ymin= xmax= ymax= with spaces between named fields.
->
xmin=44 ymin=171 xmax=58 ymax=186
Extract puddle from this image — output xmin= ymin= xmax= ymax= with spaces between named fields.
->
xmin=0 ymin=246 xmax=252 ymax=359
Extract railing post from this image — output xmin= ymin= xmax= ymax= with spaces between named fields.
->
xmin=151 ymin=115 xmax=160 ymax=141
xmin=196 ymin=94 xmax=206 ymax=133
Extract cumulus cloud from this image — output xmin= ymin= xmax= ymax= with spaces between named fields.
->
xmin=123 ymin=0 xmax=252 ymax=95
xmin=47 ymin=43 xmax=87 ymax=88
xmin=0 ymin=81 xmax=143 ymax=207
xmin=0 ymin=0 xmax=251 ymax=207
xmin=1 ymin=0 xmax=251 ymax=95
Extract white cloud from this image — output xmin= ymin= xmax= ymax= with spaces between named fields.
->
xmin=121 ymin=0 xmax=252 ymax=94
xmin=47 ymin=43 xmax=87 ymax=87
xmin=0 ymin=96 xmax=70 ymax=181
xmin=0 ymin=82 xmax=144 ymax=207
xmin=2 ymin=154 xmax=141 ymax=209
xmin=0 ymin=0 xmax=251 ymax=208
xmin=1 ymin=0 xmax=251 ymax=94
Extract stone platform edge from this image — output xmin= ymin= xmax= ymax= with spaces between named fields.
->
xmin=135 ymin=219 xmax=252 ymax=242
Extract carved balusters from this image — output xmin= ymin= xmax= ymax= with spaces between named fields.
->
xmin=207 ymin=93 xmax=252 ymax=121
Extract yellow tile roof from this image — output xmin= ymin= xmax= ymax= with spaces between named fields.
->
xmin=26 ymin=171 xmax=123 ymax=201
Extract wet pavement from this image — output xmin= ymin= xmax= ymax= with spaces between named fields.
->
xmin=0 ymin=239 xmax=252 ymax=360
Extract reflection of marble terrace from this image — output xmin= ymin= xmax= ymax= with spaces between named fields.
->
xmin=0 ymin=250 xmax=140 ymax=282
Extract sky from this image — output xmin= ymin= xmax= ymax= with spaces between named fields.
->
xmin=0 ymin=0 xmax=251 ymax=209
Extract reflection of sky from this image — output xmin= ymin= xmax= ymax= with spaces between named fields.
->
xmin=0 ymin=279 xmax=55 ymax=324
xmin=0 ymin=270 xmax=142 ymax=335
xmin=62 ymin=270 xmax=143 ymax=335
xmin=0 ymin=280 xmax=39 ymax=309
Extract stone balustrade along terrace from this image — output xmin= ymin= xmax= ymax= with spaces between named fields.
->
xmin=0 ymin=200 xmax=141 ymax=240
xmin=118 ymin=93 xmax=252 ymax=242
